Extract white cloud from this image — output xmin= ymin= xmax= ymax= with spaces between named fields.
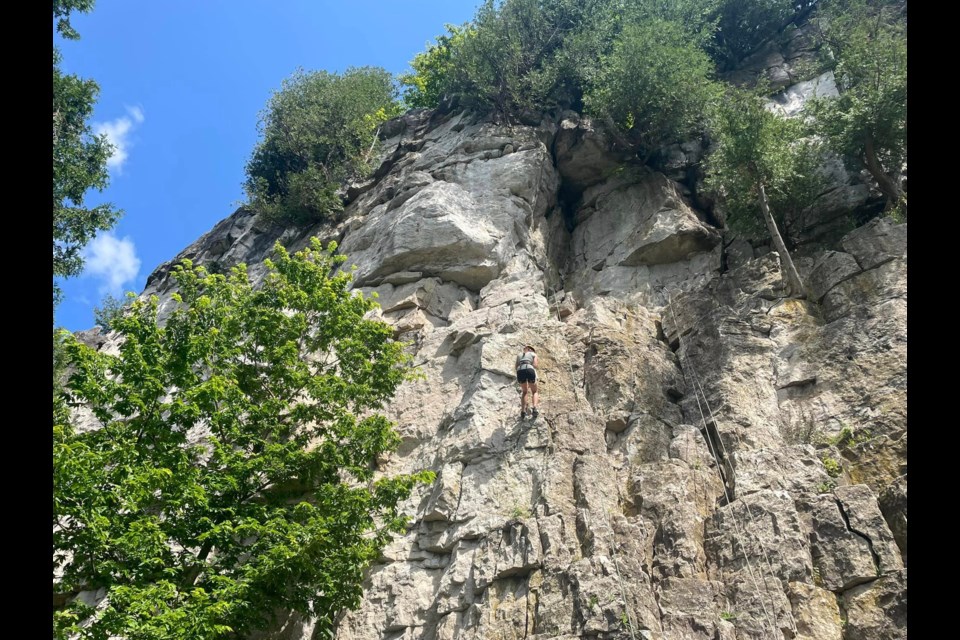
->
xmin=93 ymin=105 xmax=145 ymax=173
xmin=82 ymin=232 xmax=142 ymax=296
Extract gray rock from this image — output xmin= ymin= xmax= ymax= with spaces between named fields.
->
xmin=842 ymin=569 xmax=907 ymax=640
xmin=767 ymin=72 xmax=838 ymax=118
xmin=807 ymin=493 xmax=880 ymax=591
xmin=553 ymin=113 xmax=626 ymax=191
xmin=787 ymin=582 xmax=843 ymax=640
xmin=706 ymin=490 xmax=812 ymax=586
xmin=841 ymin=217 xmax=907 ymax=270
xmin=72 ymin=96 xmax=906 ymax=640
xmin=571 ymin=172 xmax=720 ymax=274
xmin=807 ymin=251 xmax=862 ymax=302
xmin=877 ymin=474 xmax=907 ymax=565
xmin=834 ymin=484 xmax=903 ymax=575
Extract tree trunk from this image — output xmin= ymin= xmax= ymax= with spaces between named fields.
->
xmin=864 ymin=134 xmax=905 ymax=214
xmin=759 ymin=183 xmax=807 ymax=298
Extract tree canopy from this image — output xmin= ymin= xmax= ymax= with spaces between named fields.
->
xmin=244 ymin=67 xmax=400 ymax=226
xmin=807 ymin=0 xmax=907 ymax=215
xmin=704 ymin=89 xmax=827 ymax=296
xmin=54 ymin=239 xmax=433 ymax=639
xmin=583 ymin=18 xmax=721 ymax=156
xmin=53 ymin=0 xmax=122 ymax=306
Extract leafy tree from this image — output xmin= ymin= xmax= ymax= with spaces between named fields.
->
xmin=710 ymin=0 xmax=810 ymax=70
xmin=704 ymin=89 xmax=827 ymax=297
xmin=54 ymin=0 xmax=97 ymax=40
xmin=808 ymin=0 xmax=907 ymax=215
xmin=451 ymin=0 xmax=559 ymax=117
xmin=53 ymin=0 xmax=123 ymax=306
xmin=583 ymin=18 xmax=721 ymax=157
xmin=93 ymin=292 xmax=132 ymax=332
xmin=438 ymin=0 xmax=617 ymax=118
xmin=54 ymin=239 xmax=434 ymax=639
xmin=399 ymin=24 xmax=473 ymax=109
xmin=244 ymin=67 xmax=400 ymax=226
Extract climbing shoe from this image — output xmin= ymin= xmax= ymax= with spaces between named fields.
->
xmin=519 ymin=410 xmax=526 ymax=421
xmin=531 ymin=408 xmax=539 ymax=419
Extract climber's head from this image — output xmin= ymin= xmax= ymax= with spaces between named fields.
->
xmin=524 ymin=345 xmax=536 ymax=353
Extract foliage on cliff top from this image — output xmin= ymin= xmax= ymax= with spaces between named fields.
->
xmin=398 ymin=0 xmax=811 ymax=118
xmin=244 ymin=67 xmax=401 ymax=226
xmin=807 ymin=0 xmax=907 ymax=215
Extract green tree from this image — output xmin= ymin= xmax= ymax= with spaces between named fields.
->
xmin=444 ymin=0 xmax=615 ymax=118
xmin=705 ymin=89 xmax=826 ymax=297
xmin=583 ymin=18 xmax=721 ymax=157
xmin=54 ymin=0 xmax=97 ymax=40
xmin=244 ymin=67 xmax=400 ymax=226
xmin=54 ymin=239 xmax=434 ymax=639
xmin=399 ymin=24 xmax=473 ymax=109
xmin=710 ymin=0 xmax=809 ymax=70
xmin=808 ymin=0 xmax=907 ymax=215
xmin=53 ymin=0 xmax=123 ymax=306
xmin=92 ymin=292 xmax=132 ymax=332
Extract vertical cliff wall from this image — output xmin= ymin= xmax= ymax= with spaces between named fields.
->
xmin=111 ymin=95 xmax=905 ymax=640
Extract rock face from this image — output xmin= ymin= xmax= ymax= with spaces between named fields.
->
xmin=103 ymin=99 xmax=906 ymax=640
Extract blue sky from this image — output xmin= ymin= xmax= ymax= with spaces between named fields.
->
xmin=54 ymin=0 xmax=481 ymax=332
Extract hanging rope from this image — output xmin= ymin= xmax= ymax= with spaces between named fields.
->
xmin=666 ymin=291 xmax=786 ymax=639
xmin=683 ymin=355 xmax=799 ymax=638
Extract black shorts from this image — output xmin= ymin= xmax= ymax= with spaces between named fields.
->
xmin=517 ymin=368 xmax=536 ymax=383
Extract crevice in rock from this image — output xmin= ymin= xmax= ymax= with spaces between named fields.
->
xmin=719 ymin=238 xmax=731 ymax=275
xmin=835 ymin=498 xmax=883 ymax=579
xmin=523 ymin=581 xmax=531 ymax=639
xmin=703 ymin=419 xmax=734 ymax=503
xmin=452 ymin=463 xmax=466 ymax=522
xmin=557 ymin=181 xmax=583 ymax=233
xmin=653 ymin=319 xmax=670 ymax=348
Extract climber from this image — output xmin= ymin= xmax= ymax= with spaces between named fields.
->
xmin=516 ymin=345 xmax=540 ymax=420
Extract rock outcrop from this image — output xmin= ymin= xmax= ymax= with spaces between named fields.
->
xmin=88 ymin=89 xmax=907 ymax=640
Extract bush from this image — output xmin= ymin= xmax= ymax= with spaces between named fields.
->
xmin=710 ymin=0 xmax=809 ymax=70
xmin=244 ymin=67 xmax=400 ymax=226
xmin=399 ymin=23 xmax=473 ymax=109
xmin=584 ymin=18 xmax=721 ymax=156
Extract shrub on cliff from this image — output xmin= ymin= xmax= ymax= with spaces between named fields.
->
xmin=807 ymin=0 xmax=907 ymax=216
xmin=244 ymin=67 xmax=400 ymax=226
xmin=583 ymin=18 xmax=721 ymax=157
xmin=704 ymin=88 xmax=826 ymax=298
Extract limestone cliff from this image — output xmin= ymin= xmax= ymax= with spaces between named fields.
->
xmin=57 ymin=0 xmax=910 ymax=633
xmin=91 ymin=86 xmax=906 ymax=640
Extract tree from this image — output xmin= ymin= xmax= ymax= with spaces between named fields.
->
xmin=439 ymin=0 xmax=619 ymax=118
xmin=704 ymin=89 xmax=826 ymax=297
xmin=92 ymin=292 xmax=132 ymax=332
xmin=54 ymin=0 xmax=97 ymax=40
xmin=54 ymin=239 xmax=434 ymax=639
xmin=710 ymin=0 xmax=810 ymax=70
xmin=399 ymin=24 xmax=473 ymax=109
xmin=808 ymin=0 xmax=907 ymax=215
xmin=583 ymin=18 xmax=721 ymax=157
xmin=244 ymin=67 xmax=400 ymax=226
xmin=53 ymin=0 xmax=123 ymax=306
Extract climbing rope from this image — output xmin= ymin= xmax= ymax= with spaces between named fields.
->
xmin=684 ymin=354 xmax=800 ymax=638
xmin=666 ymin=290 xmax=787 ymax=639
xmin=605 ymin=511 xmax=638 ymax=640
xmin=683 ymin=292 xmax=803 ymax=637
